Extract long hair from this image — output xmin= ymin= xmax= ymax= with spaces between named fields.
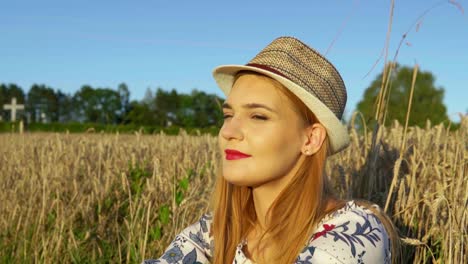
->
xmin=210 ymin=71 xmax=400 ymax=263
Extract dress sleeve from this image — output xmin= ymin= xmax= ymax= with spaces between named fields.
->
xmin=143 ymin=213 xmax=214 ymax=264
xmin=295 ymin=203 xmax=391 ymax=264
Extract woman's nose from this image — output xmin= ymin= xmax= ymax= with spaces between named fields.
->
xmin=220 ymin=116 xmax=244 ymax=141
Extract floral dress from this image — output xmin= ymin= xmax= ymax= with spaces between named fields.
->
xmin=143 ymin=201 xmax=391 ymax=264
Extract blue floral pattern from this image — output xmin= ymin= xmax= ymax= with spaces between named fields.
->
xmin=143 ymin=201 xmax=391 ymax=263
xmin=162 ymin=247 xmax=184 ymax=262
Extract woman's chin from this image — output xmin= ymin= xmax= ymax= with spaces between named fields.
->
xmin=222 ymin=174 xmax=254 ymax=187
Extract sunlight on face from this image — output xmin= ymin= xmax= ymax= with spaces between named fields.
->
xmin=218 ymin=74 xmax=307 ymax=188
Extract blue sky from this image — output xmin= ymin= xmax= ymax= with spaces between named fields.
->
xmin=1 ymin=0 xmax=467 ymax=122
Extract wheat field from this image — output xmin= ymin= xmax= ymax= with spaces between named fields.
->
xmin=0 ymin=118 xmax=466 ymax=263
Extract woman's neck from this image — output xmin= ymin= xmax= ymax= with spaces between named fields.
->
xmin=251 ymin=187 xmax=274 ymax=230
xmin=252 ymin=188 xmax=341 ymax=231
xmin=250 ymin=155 xmax=307 ymax=229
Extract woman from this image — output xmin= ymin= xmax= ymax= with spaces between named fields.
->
xmin=144 ymin=37 xmax=399 ymax=263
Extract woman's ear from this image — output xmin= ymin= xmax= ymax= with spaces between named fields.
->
xmin=302 ymin=123 xmax=327 ymax=156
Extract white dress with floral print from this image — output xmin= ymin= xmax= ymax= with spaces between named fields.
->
xmin=143 ymin=201 xmax=391 ymax=264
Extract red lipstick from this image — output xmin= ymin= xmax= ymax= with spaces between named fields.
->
xmin=225 ymin=149 xmax=251 ymax=160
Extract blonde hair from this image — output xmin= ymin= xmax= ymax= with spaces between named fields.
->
xmin=210 ymin=71 xmax=400 ymax=263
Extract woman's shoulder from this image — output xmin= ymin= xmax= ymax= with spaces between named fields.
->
xmin=177 ymin=212 xmax=213 ymax=236
xmin=180 ymin=212 xmax=214 ymax=251
xmin=296 ymin=200 xmax=392 ymax=263
xmin=319 ymin=200 xmax=384 ymax=226
xmin=196 ymin=212 xmax=214 ymax=238
xmin=142 ymin=212 xmax=215 ymax=264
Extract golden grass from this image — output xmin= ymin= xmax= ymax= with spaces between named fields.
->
xmin=0 ymin=119 xmax=466 ymax=263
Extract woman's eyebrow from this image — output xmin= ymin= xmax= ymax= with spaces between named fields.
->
xmin=222 ymin=102 xmax=278 ymax=114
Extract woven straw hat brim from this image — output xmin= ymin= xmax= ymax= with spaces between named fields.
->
xmin=213 ymin=64 xmax=350 ymax=155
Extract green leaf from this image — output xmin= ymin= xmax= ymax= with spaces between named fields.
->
xmin=150 ymin=224 xmax=162 ymax=241
xmin=159 ymin=204 xmax=170 ymax=225
xmin=179 ymin=177 xmax=189 ymax=191
xmin=175 ymin=191 xmax=184 ymax=206
xmin=186 ymin=168 xmax=195 ymax=179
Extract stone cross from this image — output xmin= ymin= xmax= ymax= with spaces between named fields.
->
xmin=41 ymin=112 xmax=47 ymax=123
xmin=3 ymin=97 xmax=24 ymax=122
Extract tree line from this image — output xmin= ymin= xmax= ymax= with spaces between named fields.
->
xmin=0 ymin=83 xmax=224 ymax=128
xmin=0 ymin=64 xmax=458 ymax=130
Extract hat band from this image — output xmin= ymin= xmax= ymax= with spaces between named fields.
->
xmin=245 ymin=63 xmax=291 ymax=81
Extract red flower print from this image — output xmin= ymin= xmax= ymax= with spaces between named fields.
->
xmin=313 ymin=224 xmax=336 ymax=240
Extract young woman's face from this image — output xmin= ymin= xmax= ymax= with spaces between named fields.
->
xmin=218 ymin=74 xmax=307 ymax=188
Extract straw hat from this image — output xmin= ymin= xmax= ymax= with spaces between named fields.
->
xmin=213 ymin=36 xmax=350 ymax=155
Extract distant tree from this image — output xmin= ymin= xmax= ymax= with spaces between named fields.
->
xmin=73 ymin=85 xmax=96 ymax=122
xmin=191 ymin=89 xmax=223 ymax=127
xmin=96 ymin=88 xmax=122 ymax=124
xmin=154 ymin=88 xmax=179 ymax=126
xmin=209 ymin=94 xmax=224 ymax=127
xmin=26 ymin=84 xmax=59 ymax=122
xmin=176 ymin=93 xmax=195 ymax=127
xmin=142 ymin=87 xmax=155 ymax=108
xmin=126 ymin=87 xmax=223 ymax=128
xmin=124 ymin=87 xmax=156 ymax=125
xmin=356 ymin=64 xmax=449 ymax=128
xmin=73 ymin=85 xmax=122 ymax=124
xmin=125 ymin=101 xmax=158 ymax=125
xmin=117 ymin=83 xmax=131 ymax=123
xmin=0 ymin=84 xmax=9 ymax=120
xmin=56 ymin=90 xmax=74 ymax=122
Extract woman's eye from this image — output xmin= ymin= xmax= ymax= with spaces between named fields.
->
xmin=252 ymin=115 xmax=268 ymax=120
xmin=222 ymin=114 xmax=268 ymax=121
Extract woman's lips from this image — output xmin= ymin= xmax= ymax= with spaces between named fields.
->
xmin=225 ymin=149 xmax=251 ymax=160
